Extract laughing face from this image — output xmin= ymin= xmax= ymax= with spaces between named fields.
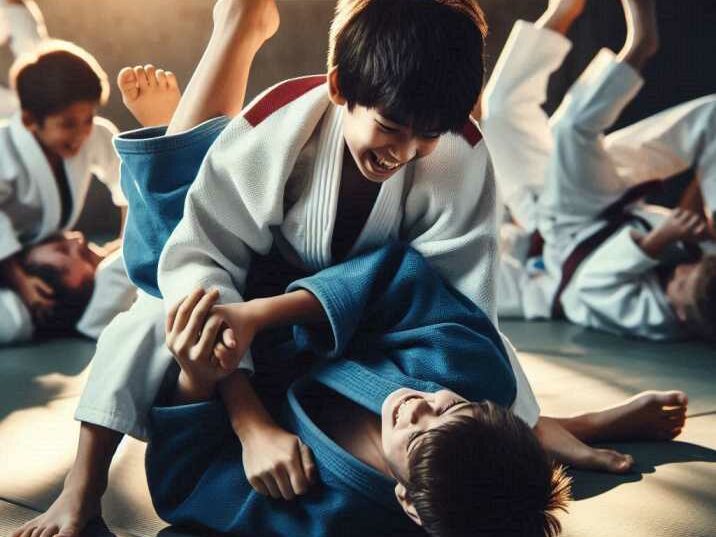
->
xmin=380 ymin=388 xmax=480 ymax=483
xmin=23 ymin=100 xmax=98 ymax=159
xmin=327 ymin=70 xmax=443 ymax=184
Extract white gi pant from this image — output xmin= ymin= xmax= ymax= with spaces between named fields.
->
xmin=0 ymin=0 xmax=47 ymax=118
xmin=74 ymin=293 xmax=171 ymax=440
xmin=484 ymin=21 xmax=716 ymax=322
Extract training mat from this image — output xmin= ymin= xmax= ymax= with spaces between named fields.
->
xmin=0 ymin=322 xmax=714 ymax=536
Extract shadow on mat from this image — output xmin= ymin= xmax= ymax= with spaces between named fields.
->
xmin=0 ymin=337 xmax=96 ymax=421
xmin=570 ymin=440 xmax=716 ymax=500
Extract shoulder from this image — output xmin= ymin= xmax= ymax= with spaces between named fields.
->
xmin=243 ymin=74 xmax=327 ymax=127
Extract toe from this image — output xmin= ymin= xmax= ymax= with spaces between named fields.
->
xmin=144 ymin=64 xmax=157 ymax=86
xmin=166 ymin=71 xmax=179 ymax=91
xmin=155 ymin=68 xmax=168 ymax=87
xmin=117 ymin=67 xmax=139 ymax=101
xmin=56 ymin=524 xmax=81 ymax=537
xmin=134 ymin=66 xmax=149 ymax=90
xmin=654 ymin=391 xmax=688 ymax=408
xmin=38 ymin=525 xmax=59 ymax=537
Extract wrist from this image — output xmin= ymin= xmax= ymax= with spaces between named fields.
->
xmin=174 ymin=371 xmax=216 ymax=404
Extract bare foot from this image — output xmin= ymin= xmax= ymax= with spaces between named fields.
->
xmin=586 ymin=390 xmax=688 ymax=443
xmin=12 ymin=471 xmax=104 ymax=537
xmin=579 ymin=447 xmax=635 ymax=474
xmin=117 ymin=64 xmax=181 ymax=127
xmin=618 ymin=0 xmax=659 ymax=71
xmin=536 ymin=0 xmax=587 ymax=34
xmin=213 ymin=0 xmax=280 ymax=43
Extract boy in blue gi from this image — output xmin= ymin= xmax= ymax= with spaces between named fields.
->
xmin=15 ymin=1 xmax=688 ymax=536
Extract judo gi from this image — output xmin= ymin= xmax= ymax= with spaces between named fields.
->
xmin=0 ymin=0 xmax=47 ymax=118
xmin=0 ymin=249 xmax=136 ymax=344
xmin=482 ymin=21 xmax=716 ymax=339
xmin=76 ymin=75 xmax=540 ymax=440
xmin=0 ymin=113 xmax=125 ymax=263
xmin=146 ymin=243 xmax=524 ymax=537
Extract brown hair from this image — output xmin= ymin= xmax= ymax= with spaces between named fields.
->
xmin=10 ymin=39 xmax=109 ymax=123
xmin=406 ymin=401 xmax=571 ymax=537
xmin=686 ymin=255 xmax=716 ymax=341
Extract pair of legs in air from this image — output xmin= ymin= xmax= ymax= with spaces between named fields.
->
xmin=14 ymin=1 xmax=688 ymax=536
xmin=487 ymin=0 xmax=715 ymax=323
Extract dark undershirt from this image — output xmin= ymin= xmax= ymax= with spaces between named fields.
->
xmin=331 ymin=159 xmax=381 ymax=263
xmin=52 ymin=162 xmax=73 ymax=229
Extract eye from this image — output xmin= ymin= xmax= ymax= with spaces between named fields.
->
xmin=376 ymin=121 xmax=399 ymax=133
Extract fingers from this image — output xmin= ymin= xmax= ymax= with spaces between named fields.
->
xmin=222 ymin=326 xmax=237 ymax=349
xmin=248 ymin=476 xmax=269 ymax=496
xmin=34 ymin=278 xmax=55 ymax=298
xmin=274 ymin=466 xmax=296 ymax=500
xmin=165 ymin=295 xmax=184 ymax=335
xmin=214 ymin=338 xmax=238 ymax=370
xmin=193 ymin=314 xmax=224 ymax=362
xmin=260 ymin=474 xmax=282 ymax=499
xmin=172 ymin=288 xmax=206 ymax=334
xmin=184 ymin=289 xmax=220 ymax=341
xmin=299 ymin=441 xmax=317 ymax=486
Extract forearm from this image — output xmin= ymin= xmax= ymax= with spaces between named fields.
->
xmin=251 ymin=289 xmax=327 ymax=331
xmin=633 ymin=229 xmax=669 ymax=259
xmin=218 ymin=369 xmax=276 ymax=443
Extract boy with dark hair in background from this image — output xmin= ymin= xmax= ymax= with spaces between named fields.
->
xmin=0 ymin=40 xmax=125 ymax=325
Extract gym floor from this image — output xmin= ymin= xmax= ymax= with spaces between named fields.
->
xmin=0 ymin=320 xmax=713 ymax=536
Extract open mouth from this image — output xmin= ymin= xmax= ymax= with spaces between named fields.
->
xmin=370 ymin=151 xmax=402 ymax=173
xmin=392 ymin=395 xmax=420 ymax=426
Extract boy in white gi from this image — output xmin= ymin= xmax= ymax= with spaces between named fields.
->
xmin=0 ymin=40 xmax=124 ymax=324
xmin=482 ymin=0 xmax=716 ymax=340
xmin=0 ymin=0 xmax=46 ymax=118
xmin=14 ymin=1 xmax=689 ymax=536
xmin=0 ymin=232 xmax=135 ymax=344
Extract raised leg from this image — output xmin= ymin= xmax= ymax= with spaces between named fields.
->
xmin=538 ymin=0 xmax=658 ymax=263
xmin=480 ymin=0 xmax=585 ymax=230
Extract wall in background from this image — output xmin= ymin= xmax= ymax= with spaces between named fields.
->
xmin=3 ymin=0 xmax=713 ymax=234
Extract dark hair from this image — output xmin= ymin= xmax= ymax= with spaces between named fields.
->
xmin=10 ymin=39 xmax=109 ymax=123
xmin=406 ymin=402 xmax=571 ymax=537
xmin=21 ymin=254 xmax=95 ymax=339
xmin=686 ymin=255 xmax=716 ymax=341
xmin=329 ymin=0 xmax=487 ymax=134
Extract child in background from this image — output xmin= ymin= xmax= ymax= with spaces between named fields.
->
xmin=482 ymin=0 xmax=716 ymax=340
xmin=0 ymin=40 xmax=125 ymax=323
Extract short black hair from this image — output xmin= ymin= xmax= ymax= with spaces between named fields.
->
xmin=406 ymin=402 xmax=571 ymax=537
xmin=21 ymin=252 xmax=95 ymax=339
xmin=329 ymin=0 xmax=487 ymax=134
xmin=10 ymin=39 xmax=109 ymax=124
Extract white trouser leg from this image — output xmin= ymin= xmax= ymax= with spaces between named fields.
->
xmin=74 ymin=292 xmax=173 ymax=441
xmin=481 ymin=21 xmax=572 ymax=231
xmin=0 ymin=85 xmax=18 ymax=119
xmin=604 ymin=94 xmax=716 ymax=213
xmin=539 ymin=49 xmax=644 ymax=267
xmin=3 ymin=1 xmax=46 ymax=56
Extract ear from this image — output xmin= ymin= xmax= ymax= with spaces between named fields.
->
xmin=21 ymin=110 xmax=39 ymax=132
xmin=327 ymin=67 xmax=347 ymax=106
xmin=395 ymin=483 xmax=422 ymax=527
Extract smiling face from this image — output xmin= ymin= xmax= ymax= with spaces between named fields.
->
xmin=328 ymin=70 xmax=442 ymax=184
xmin=23 ymin=100 xmax=97 ymax=159
xmin=380 ymin=388 xmax=478 ymax=483
xmin=24 ymin=232 xmax=100 ymax=290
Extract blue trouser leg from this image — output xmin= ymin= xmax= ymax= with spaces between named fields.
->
xmin=113 ymin=117 xmax=230 ymax=296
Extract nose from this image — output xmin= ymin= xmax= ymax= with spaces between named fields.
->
xmin=408 ymin=397 xmax=434 ymax=424
xmin=390 ymin=138 xmax=418 ymax=163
